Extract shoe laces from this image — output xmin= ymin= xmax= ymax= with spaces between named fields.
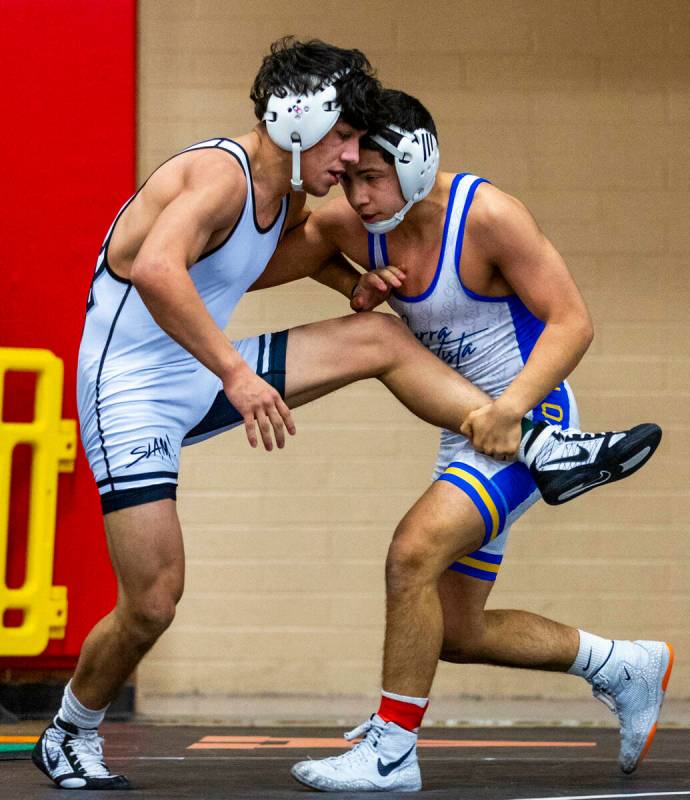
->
xmin=326 ymin=717 xmax=384 ymax=769
xmin=591 ymin=673 xmax=619 ymax=715
xmin=344 ymin=717 xmax=379 ymax=742
xmin=66 ymin=732 xmax=112 ymax=778
xmin=556 ymin=428 xmax=609 ymax=442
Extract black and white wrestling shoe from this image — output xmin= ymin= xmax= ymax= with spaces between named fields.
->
xmin=32 ymin=717 xmax=131 ymax=790
xmin=521 ymin=422 xmax=662 ymax=505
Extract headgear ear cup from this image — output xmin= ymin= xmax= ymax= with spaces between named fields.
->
xmin=364 ymin=126 xmax=440 ymax=233
xmin=263 ymin=81 xmax=342 ymax=191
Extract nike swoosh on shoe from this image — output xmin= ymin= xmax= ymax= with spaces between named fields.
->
xmin=557 ymin=470 xmax=612 ymax=502
xmin=45 ymin=742 xmax=60 ymax=772
xmin=377 ymin=744 xmax=415 ymax=777
xmin=542 ymin=445 xmax=591 ymax=467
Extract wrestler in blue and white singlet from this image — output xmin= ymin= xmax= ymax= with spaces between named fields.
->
xmin=367 ymin=173 xmax=579 ymax=582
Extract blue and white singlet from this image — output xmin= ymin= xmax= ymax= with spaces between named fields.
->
xmin=368 ymin=173 xmax=579 ymax=582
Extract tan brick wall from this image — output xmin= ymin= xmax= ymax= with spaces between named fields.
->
xmin=136 ymin=0 xmax=690 ymax=710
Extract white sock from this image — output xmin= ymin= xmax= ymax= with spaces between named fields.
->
xmin=380 ymin=689 xmax=428 ymax=708
xmin=567 ymin=630 xmax=615 ymax=682
xmin=58 ymin=680 xmax=108 ymax=731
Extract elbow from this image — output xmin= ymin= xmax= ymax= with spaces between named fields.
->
xmin=580 ymin=315 xmax=594 ymax=353
xmin=582 ymin=314 xmax=594 ymax=349
xmin=130 ymin=258 xmax=170 ymax=293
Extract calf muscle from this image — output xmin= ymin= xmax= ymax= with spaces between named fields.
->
xmin=70 ymin=500 xmax=185 ymax=709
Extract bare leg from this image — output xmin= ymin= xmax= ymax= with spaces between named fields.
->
xmin=439 ymin=569 xmax=579 ymax=671
xmin=70 ymin=499 xmax=185 ymax=709
xmin=382 ymin=480 xmax=486 ymax=697
xmin=284 ymin=312 xmax=489 ymax=430
xmin=284 ymin=313 xmax=578 ymax=695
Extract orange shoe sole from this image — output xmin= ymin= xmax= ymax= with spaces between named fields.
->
xmin=636 ymin=641 xmax=674 ymax=768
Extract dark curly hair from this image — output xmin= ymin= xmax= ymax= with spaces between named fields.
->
xmin=362 ymin=89 xmax=438 ymax=164
xmin=250 ymin=37 xmax=382 ymax=132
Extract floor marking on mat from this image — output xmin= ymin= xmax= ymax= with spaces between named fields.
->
xmin=0 ymin=736 xmax=37 ymax=753
xmin=108 ymin=756 xmax=689 ymax=766
xmin=510 ymin=792 xmax=690 ymax=800
xmin=188 ymin=735 xmax=596 ymax=750
xmin=0 ymin=737 xmax=37 ymax=743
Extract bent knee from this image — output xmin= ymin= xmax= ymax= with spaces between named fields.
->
xmin=386 ymin=530 xmax=446 ymax=592
xmin=439 ymin=614 xmax=487 ymax=663
xmin=353 ymin=312 xmax=411 ymax=352
xmin=120 ymin=586 xmax=180 ymax=642
xmin=439 ymin=641 xmax=483 ymax=664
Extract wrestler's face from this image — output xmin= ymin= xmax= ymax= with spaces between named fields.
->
xmin=300 ymin=121 xmax=365 ymax=197
xmin=339 ymin=148 xmax=405 ymax=226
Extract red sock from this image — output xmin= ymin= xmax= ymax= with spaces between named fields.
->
xmin=377 ymin=693 xmax=428 ymax=732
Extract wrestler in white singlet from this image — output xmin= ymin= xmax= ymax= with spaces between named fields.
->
xmin=77 ymin=139 xmax=289 ymax=513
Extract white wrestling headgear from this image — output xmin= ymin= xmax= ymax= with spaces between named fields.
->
xmin=263 ymin=77 xmax=344 ymax=191
xmin=364 ymin=124 xmax=440 ymax=233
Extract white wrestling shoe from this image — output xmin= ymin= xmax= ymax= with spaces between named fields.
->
xmin=291 ymin=714 xmax=421 ymax=792
xmin=521 ymin=422 xmax=662 ymax=505
xmin=590 ymin=640 xmax=674 ymax=773
xmin=32 ymin=717 xmax=131 ymax=790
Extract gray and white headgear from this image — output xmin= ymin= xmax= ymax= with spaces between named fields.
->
xmin=364 ymin=124 xmax=440 ymax=233
xmin=263 ymin=77 xmax=344 ymax=191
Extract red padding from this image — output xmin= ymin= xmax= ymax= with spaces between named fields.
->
xmin=0 ymin=0 xmax=136 ymax=667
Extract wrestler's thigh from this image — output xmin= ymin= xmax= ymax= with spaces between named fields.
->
xmin=283 ymin=312 xmax=409 ymax=407
xmin=104 ymin=499 xmax=185 ymax=605
xmin=391 ymin=479 xmax=487 ymax=575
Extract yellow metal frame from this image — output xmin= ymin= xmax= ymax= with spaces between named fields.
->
xmin=0 ymin=348 xmax=76 ymax=656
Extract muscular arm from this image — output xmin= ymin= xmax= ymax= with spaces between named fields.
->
xmin=461 ymin=186 xmax=593 ymax=454
xmin=250 ymin=199 xmax=363 ymax=298
xmin=130 ymin=161 xmax=246 ymax=380
xmin=130 ymin=156 xmax=294 ymax=449
xmin=483 ymin=189 xmax=593 ymax=417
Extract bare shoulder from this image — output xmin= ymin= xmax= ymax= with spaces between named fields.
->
xmin=145 ymin=147 xmax=248 ymax=228
xmin=183 ymin=149 xmax=247 ymax=211
xmin=468 ymin=182 xmax=534 ymax=235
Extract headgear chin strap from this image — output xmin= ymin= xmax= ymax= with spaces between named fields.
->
xmin=363 ymin=124 xmax=439 ymax=233
xmin=263 ymin=79 xmax=343 ymax=191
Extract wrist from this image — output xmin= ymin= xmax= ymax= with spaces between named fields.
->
xmin=494 ymin=392 xmax=528 ymax=420
xmin=219 ymin=352 xmax=247 ymax=384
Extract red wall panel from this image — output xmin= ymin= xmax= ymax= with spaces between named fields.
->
xmin=1 ymin=0 xmax=136 ymax=667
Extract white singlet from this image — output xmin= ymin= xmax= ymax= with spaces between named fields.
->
xmin=77 ymin=139 xmax=289 ymax=513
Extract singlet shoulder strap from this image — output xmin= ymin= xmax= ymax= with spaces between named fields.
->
xmin=366 ymin=173 xmax=490 ymax=272
xmin=216 ymin=138 xmax=287 ymax=235
xmin=451 ymin=173 xmax=490 ymax=284
xmin=367 ymin=231 xmax=390 ymax=270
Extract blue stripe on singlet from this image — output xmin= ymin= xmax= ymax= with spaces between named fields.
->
xmin=96 ymin=471 xmax=178 ymax=488
xmin=449 ymin=549 xmax=504 ymax=582
xmin=492 ymin=462 xmax=537 ymax=513
xmin=506 ymin=295 xmax=545 ymax=364
xmin=380 ymin=233 xmax=389 ymax=266
xmin=505 ymin=297 xmax=571 ymax=426
xmin=454 ymin=177 xmax=505 ymax=301
xmin=391 ymin=173 xmax=463 ymax=303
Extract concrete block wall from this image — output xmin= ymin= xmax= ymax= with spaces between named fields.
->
xmin=135 ymin=0 xmax=690 ymax=712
